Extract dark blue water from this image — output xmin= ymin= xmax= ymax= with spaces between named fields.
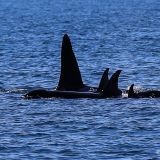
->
xmin=0 ymin=0 xmax=160 ymax=159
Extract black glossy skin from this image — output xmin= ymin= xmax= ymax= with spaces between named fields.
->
xmin=57 ymin=34 xmax=85 ymax=91
xmin=24 ymin=89 xmax=102 ymax=99
xmin=128 ymin=84 xmax=160 ymax=98
xmin=102 ymin=70 xmax=122 ymax=97
xmin=24 ymin=69 xmax=122 ymax=99
xmin=24 ymin=34 xmax=122 ymax=99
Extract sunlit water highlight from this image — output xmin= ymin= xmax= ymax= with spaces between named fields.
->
xmin=0 ymin=0 xmax=160 ymax=159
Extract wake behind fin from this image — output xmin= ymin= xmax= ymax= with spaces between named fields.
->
xmin=102 ymin=70 xmax=122 ymax=97
xmin=57 ymin=34 xmax=85 ymax=91
xmin=97 ymin=68 xmax=109 ymax=92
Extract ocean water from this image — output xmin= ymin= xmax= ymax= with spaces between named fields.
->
xmin=0 ymin=0 xmax=160 ymax=159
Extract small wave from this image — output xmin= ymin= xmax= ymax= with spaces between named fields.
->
xmin=133 ymin=85 xmax=160 ymax=93
xmin=5 ymin=88 xmax=28 ymax=94
xmin=122 ymin=92 xmax=128 ymax=98
xmin=0 ymin=86 xmax=48 ymax=94
xmin=0 ymin=89 xmax=6 ymax=93
xmin=0 ymin=88 xmax=28 ymax=94
xmin=114 ymin=158 xmax=133 ymax=160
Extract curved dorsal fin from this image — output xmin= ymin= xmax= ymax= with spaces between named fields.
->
xmin=109 ymin=70 xmax=121 ymax=89
xmin=57 ymin=34 xmax=84 ymax=91
xmin=97 ymin=68 xmax=109 ymax=92
xmin=128 ymin=84 xmax=135 ymax=98
xmin=102 ymin=70 xmax=122 ymax=97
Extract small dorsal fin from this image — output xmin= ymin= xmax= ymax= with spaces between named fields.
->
xmin=109 ymin=70 xmax=121 ymax=89
xmin=57 ymin=34 xmax=84 ymax=91
xmin=102 ymin=70 xmax=122 ymax=97
xmin=128 ymin=84 xmax=135 ymax=98
xmin=97 ymin=68 xmax=109 ymax=92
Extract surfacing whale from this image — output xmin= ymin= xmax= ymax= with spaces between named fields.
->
xmin=24 ymin=34 xmax=122 ymax=99
xmin=128 ymin=84 xmax=160 ymax=98
xmin=24 ymin=69 xmax=122 ymax=99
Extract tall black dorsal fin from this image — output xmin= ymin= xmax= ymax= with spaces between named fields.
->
xmin=57 ymin=34 xmax=84 ymax=91
xmin=97 ymin=68 xmax=109 ymax=92
xmin=128 ymin=84 xmax=135 ymax=98
xmin=102 ymin=70 xmax=122 ymax=97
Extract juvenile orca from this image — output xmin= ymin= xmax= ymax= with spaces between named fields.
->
xmin=128 ymin=84 xmax=160 ymax=98
xmin=102 ymin=70 xmax=122 ymax=97
xmin=97 ymin=68 xmax=109 ymax=92
xmin=24 ymin=34 xmax=122 ymax=99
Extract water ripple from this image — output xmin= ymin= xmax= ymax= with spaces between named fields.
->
xmin=0 ymin=0 xmax=160 ymax=159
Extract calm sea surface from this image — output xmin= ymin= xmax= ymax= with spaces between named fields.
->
xmin=0 ymin=0 xmax=160 ymax=159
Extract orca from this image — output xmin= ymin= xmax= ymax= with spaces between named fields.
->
xmin=97 ymin=68 xmax=109 ymax=92
xmin=56 ymin=34 xmax=86 ymax=91
xmin=128 ymin=84 xmax=160 ymax=98
xmin=24 ymin=34 xmax=122 ymax=99
xmin=102 ymin=70 xmax=122 ymax=97
xmin=24 ymin=69 xmax=122 ymax=99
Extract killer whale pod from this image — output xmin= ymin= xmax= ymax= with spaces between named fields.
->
xmin=24 ymin=34 xmax=122 ymax=99
xmin=24 ymin=69 xmax=122 ymax=99
xmin=128 ymin=84 xmax=160 ymax=98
